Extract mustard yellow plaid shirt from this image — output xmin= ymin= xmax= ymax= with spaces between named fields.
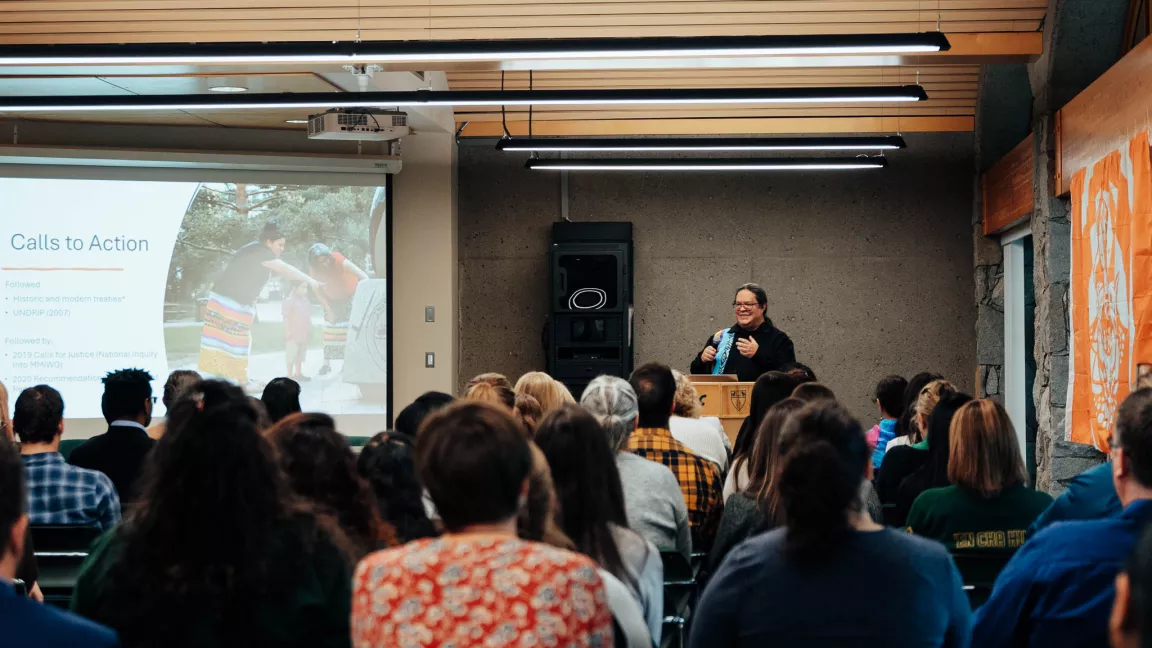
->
xmin=627 ymin=427 xmax=723 ymax=547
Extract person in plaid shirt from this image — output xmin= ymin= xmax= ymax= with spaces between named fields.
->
xmin=627 ymin=363 xmax=723 ymax=549
xmin=14 ymin=385 xmax=120 ymax=531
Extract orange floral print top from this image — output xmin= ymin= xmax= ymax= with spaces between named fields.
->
xmin=352 ymin=534 xmax=613 ymax=647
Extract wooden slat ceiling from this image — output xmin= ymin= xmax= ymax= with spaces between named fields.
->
xmin=0 ymin=0 xmax=1045 ymax=43
xmin=0 ymin=1 xmax=1046 ymax=135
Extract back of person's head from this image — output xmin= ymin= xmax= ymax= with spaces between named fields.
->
xmin=746 ymin=398 xmax=806 ymax=522
xmin=101 ymin=367 xmax=154 ymax=423
xmin=919 ymin=391 xmax=973 ymax=488
xmin=948 ymin=399 xmax=1027 ymax=498
xmin=776 ymin=401 xmax=870 ymax=560
xmin=514 ymin=372 xmax=574 ymax=415
xmin=514 ymin=392 xmax=544 ymax=436
xmin=671 ymin=370 xmax=702 ymax=418
xmin=781 ymin=362 xmax=818 ymax=383
xmin=581 ymin=375 xmax=639 ymax=452
xmin=518 ymin=442 xmax=574 ymax=549
xmin=416 ymin=401 xmax=532 ymax=532
xmin=875 ymin=375 xmax=908 ymax=419
xmin=1113 ymin=524 xmax=1152 ymax=648
xmin=465 ymin=380 xmax=515 ymax=411
xmin=261 ymin=377 xmax=302 ymax=424
xmin=357 ymin=431 xmax=438 ymax=543
xmin=535 ymin=404 xmax=631 ymax=583
xmin=99 ymin=380 xmax=307 ymax=641
xmin=734 ymin=371 xmax=799 ymax=460
xmin=0 ymin=437 xmax=26 ymax=567
xmin=0 ymin=381 xmax=11 ymax=442
xmin=1114 ymin=389 xmax=1152 ymax=488
xmin=394 ymin=391 xmax=454 ymax=438
xmin=915 ymin=379 xmax=956 ymax=427
xmin=904 ymin=372 xmax=943 ymax=413
xmin=161 ymin=370 xmax=201 ymax=409
xmin=13 ymin=384 xmax=64 ymax=445
xmin=467 ymin=372 xmax=513 ymax=392
xmin=792 ymin=382 xmax=836 ymax=403
xmin=248 ymin=396 xmax=271 ymax=430
xmin=267 ymin=412 xmax=392 ymax=556
xmin=629 ymin=363 xmax=676 ymax=429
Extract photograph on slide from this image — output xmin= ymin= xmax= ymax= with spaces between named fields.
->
xmin=167 ymin=182 xmax=389 ymax=416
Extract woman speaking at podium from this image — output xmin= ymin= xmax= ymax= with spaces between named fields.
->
xmin=690 ymin=283 xmax=796 ymax=382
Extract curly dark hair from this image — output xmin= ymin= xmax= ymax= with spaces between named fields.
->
xmin=87 ymin=380 xmax=345 ymax=647
xmin=267 ymin=413 xmax=396 ymax=557
xmin=357 ymin=431 xmax=439 ymax=543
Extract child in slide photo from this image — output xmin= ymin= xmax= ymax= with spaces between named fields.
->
xmin=282 ymin=282 xmax=312 ymax=381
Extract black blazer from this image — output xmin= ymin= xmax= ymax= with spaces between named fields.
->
xmin=68 ymin=423 xmax=156 ymax=503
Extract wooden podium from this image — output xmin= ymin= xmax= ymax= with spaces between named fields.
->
xmin=692 ymin=381 xmax=755 ymax=445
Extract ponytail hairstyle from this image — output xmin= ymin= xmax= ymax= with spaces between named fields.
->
xmin=464 ymin=381 xmax=516 ymax=412
xmin=776 ymin=401 xmax=870 ymax=560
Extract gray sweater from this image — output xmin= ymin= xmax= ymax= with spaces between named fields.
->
xmin=616 ymin=452 xmax=692 ymax=558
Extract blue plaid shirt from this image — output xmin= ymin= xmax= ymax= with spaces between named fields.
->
xmin=22 ymin=452 xmax=121 ymax=531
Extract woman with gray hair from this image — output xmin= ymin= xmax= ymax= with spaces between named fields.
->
xmin=582 ymin=375 xmax=692 ymax=558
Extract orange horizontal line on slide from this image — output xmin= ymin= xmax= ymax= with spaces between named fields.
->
xmin=1 ymin=267 xmax=125 ymax=271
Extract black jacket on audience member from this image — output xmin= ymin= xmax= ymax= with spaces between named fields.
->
xmin=875 ymin=445 xmax=928 ymax=527
xmin=69 ymin=424 xmax=156 ymax=503
xmin=690 ymin=320 xmax=796 ymax=383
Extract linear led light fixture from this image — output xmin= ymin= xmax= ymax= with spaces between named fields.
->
xmin=0 ymin=86 xmax=928 ymax=112
xmin=498 ymin=135 xmax=907 ymax=153
xmin=0 ymin=33 xmax=950 ymax=66
xmin=526 ymin=157 xmax=890 ymax=172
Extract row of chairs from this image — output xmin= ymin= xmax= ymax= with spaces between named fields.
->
xmin=30 ymin=525 xmax=100 ymax=608
xmin=660 ymin=551 xmax=706 ymax=648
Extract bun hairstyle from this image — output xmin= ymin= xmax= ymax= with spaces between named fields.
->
xmin=776 ymin=401 xmax=870 ymax=560
xmin=258 ymin=220 xmax=285 ymax=243
xmin=464 ymin=381 xmax=516 ymax=412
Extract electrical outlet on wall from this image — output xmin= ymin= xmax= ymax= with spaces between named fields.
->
xmin=425 ymin=306 xmax=435 ymax=322
xmin=425 ymin=352 xmax=435 ymax=368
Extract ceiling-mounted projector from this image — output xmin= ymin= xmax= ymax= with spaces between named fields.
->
xmin=307 ymin=110 xmax=410 ymax=141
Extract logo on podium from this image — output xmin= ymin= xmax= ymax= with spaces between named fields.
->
xmin=729 ymin=388 xmax=747 ymax=413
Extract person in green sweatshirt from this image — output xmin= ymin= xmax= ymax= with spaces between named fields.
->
xmin=906 ymin=399 xmax=1052 ymax=554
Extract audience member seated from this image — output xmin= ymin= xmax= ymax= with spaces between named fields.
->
xmin=868 ymin=374 xmax=908 ymax=470
xmin=146 ymin=370 xmax=200 ymax=440
xmin=267 ymin=413 xmax=397 ymax=558
xmin=792 ymin=382 xmax=836 ymax=403
xmin=972 ymin=388 xmax=1152 ymax=648
xmin=690 ymin=401 xmax=971 ymax=647
xmin=513 ymin=392 xmax=543 ymax=435
xmin=1110 ymin=525 xmax=1152 ymax=648
xmin=393 ymin=390 xmax=454 ymax=437
xmin=536 ymin=404 xmax=664 ymax=643
xmin=68 ymin=369 xmax=157 ymax=503
xmin=781 ymin=361 xmax=818 ymax=383
xmin=907 ymin=399 xmax=1052 ymax=553
xmin=628 ymin=363 xmax=723 ymax=549
xmin=890 ymin=391 xmax=973 ymax=527
xmin=357 ymin=431 xmax=439 ymax=543
xmin=877 ymin=379 xmax=955 ymax=525
xmin=514 ymin=371 xmax=576 ymax=415
xmin=463 ymin=379 xmax=515 ymax=410
xmin=709 ymin=398 xmax=804 ymax=572
xmin=518 ymin=441 xmax=575 ymax=550
xmin=669 ymin=370 xmax=731 ymax=471
xmin=15 ymin=385 xmax=119 ymax=530
xmin=466 ymin=372 xmax=514 ymax=393
xmin=887 ymin=372 xmax=944 ymax=452
xmin=0 ymin=437 xmax=120 ymax=648
xmin=582 ymin=376 xmax=691 ymax=557
xmin=261 ymin=377 xmax=302 ymax=424
xmin=1 ymin=380 xmax=12 ymax=441
xmin=71 ymin=380 xmax=353 ymax=648
xmin=727 ymin=371 xmax=797 ymax=499
xmin=1029 ymin=461 xmax=1121 ymax=537
xmin=351 ymin=401 xmax=613 ymax=647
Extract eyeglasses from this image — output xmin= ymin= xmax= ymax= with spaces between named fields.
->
xmin=732 ymin=301 xmax=760 ymax=309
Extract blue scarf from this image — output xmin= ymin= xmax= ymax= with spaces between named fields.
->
xmin=712 ymin=329 xmax=735 ymax=375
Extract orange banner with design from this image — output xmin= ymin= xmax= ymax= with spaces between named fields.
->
xmin=1068 ymin=133 xmax=1152 ymax=451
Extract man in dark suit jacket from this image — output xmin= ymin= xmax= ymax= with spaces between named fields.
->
xmin=0 ymin=437 xmax=120 ymax=648
xmin=68 ymin=368 xmax=157 ymax=504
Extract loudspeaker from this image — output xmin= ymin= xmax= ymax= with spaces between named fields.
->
xmin=547 ymin=222 xmax=634 ymax=395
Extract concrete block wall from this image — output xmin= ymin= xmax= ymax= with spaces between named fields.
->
xmin=458 ymin=133 xmax=978 ymax=421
